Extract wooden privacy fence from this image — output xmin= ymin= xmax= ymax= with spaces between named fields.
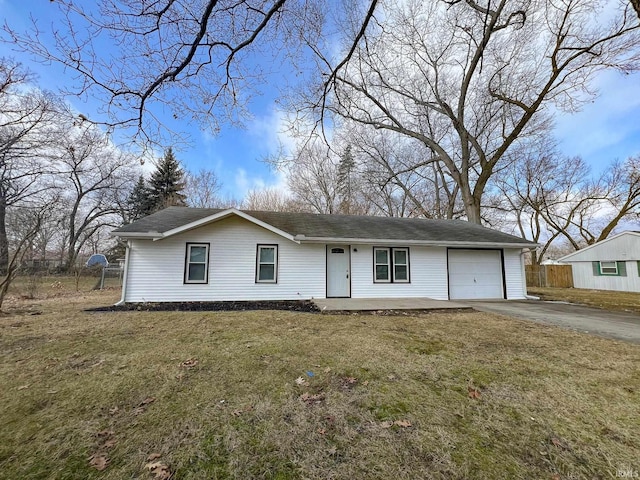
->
xmin=525 ymin=264 xmax=574 ymax=288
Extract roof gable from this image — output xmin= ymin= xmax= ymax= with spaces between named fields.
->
xmin=559 ymin=231 xmax=640 ymax=262
xmin=159 ymin=208 xmax=298 ymax=242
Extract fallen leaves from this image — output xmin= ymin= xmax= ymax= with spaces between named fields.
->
xmin=134 ymin=396 xmax=156 ymax=415
xmin=232 ymin=405 xmax=254 ymax=416
xmin=341 ymin=376 xmax=358 ymax=389
xmin=468 ymin=386 xmax=481 ymax=399
xmin=145 ymin=461 xmax=172 ymax=479
xmin=145 ymin=453 xmax=172 ymax=479
xmin=550 ymin=436 xmax=569 ymax=450
xmin=180 ymin=358 xmax=198 ymax=369
xmin=300 ymin=392 xmax=326 ymax=405
xmin=381 ymin=419 xmax=412 ymax=429
xmin=89 ymin=454 xmax=109 ymax=471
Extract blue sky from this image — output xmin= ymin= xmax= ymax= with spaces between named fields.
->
xmin=2 ymin=1 xmax=639 ymax=197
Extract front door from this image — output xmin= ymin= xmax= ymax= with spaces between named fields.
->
xmin=327 ymin=245 xmax=351 ymax=297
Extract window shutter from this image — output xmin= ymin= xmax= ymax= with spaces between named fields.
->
xmin=592 ymin=261 xmax=600 ymax=276
xmin=617 ymin=261 xmax=627 ymax=277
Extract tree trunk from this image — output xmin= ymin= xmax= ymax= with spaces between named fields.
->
xmin=0 ymin=197 xmax=8 ymax=275
xmin=461 ymin=189 xmax=482 ymax=224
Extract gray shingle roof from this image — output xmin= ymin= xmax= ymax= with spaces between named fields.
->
xmin=112 ymin=207 xmax=536 ymax=246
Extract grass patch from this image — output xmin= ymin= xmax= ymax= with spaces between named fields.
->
xmin=529 ymin=286 xmax=640 ymax=314
xmin=0 ymin=290 xmax=638 ymax=479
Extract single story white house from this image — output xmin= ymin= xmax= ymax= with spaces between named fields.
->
xmin=111 ymin=207 xmax=537 ymax=304
xmin=558 ymin=231 xmax=640 ymax=292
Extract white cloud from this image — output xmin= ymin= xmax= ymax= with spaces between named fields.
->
xmin=234 ymin=167 xmax=289 ymax=198
xmin=246 ymin=107 xmax=298 ymax=158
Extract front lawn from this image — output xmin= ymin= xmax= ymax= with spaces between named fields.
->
xmin=528 ymin=287 xmax=640 ymax=314
xmin=1 ymin=291 xmax=638 ymax=479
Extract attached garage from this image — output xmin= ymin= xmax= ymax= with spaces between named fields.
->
xmin=448 ymin=249 xmax=504 ymax=300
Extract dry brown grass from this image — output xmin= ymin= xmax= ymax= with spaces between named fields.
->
xmin=529 ymin=287 xmax=640 ymax=314
xmin=1 ymin=289 xmax=639 ymax=480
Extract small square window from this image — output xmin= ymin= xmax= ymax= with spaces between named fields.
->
xmin=256 ymin=245 xmax=278 ymax=283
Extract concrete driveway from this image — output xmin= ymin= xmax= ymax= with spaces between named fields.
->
xmin=464 ymin=300 xmax=640 ymax=344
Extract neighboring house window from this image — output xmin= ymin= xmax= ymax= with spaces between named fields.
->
xmin=256 ymin=245 xmax=278 ymax=283
xmin=374 ymin=247 xmax=410 ymax=283
xmin=592 ymin=260 xmax=627 ymax=277
xmin=184 ymin=243 xmax=209 ymax=284
xmin=599 ymin=261 xmax=618 ymax=275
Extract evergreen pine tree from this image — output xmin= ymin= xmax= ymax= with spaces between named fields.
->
xmin=337 ymin=145 xmax=355 ymax=214
xmin=148 ymin=148 xmax=187 ymax=211
xmin=127 ymin=175 xmax=154 ymax=221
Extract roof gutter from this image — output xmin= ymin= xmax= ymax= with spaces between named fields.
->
xmin=293 ymin=235 xmax=538 ymax=249
xmin=110 ymin=231 xmax=163 ymax=240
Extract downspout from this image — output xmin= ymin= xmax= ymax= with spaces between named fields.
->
xmin=115 ymin=240 xmax=131 ymax=306
xmin=521 ymin=248 xmax=539 ymax=300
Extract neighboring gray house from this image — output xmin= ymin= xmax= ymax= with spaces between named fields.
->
xmin=111 ymin=207 xmax=537 ymax=304
xmin=559 ymin=231 xmax=640 ymax=293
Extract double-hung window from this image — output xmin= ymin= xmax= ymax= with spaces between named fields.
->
xmin=374 ymin=247 xmax=410 ymax=283
xmin=256 ymin=245 xmax=278 ymax=283
xmin=184 ymin=243 xmax=209 ymax=284
xmin=599 ymin=261 xmax=618 ymax=275
xmin=393 ymin=248 xmax=409 ymax=282
xmin=374 ymin=247 xmax=391 ymax=282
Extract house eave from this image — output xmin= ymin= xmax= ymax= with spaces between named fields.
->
xmin=294 ymin=235 xmax=537 ymax=249
xmin=110 ymin=231 xmax=162 ymax=240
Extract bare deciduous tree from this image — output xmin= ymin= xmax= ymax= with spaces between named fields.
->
xmin=492 ymin=152 xmax=640 ymax=263
xmin=243 ymin=187 xmax=308 ymax=212
xmin=53 ymin=121 xmax=139 ymax=269
xmin=324 ymin=0 xmax=639 ymax=223
xmin=0 ymin=59 xmax=62 ymax=273
xmin=185 ymin=168 xmax=223 ymax=208
xmin=0 ymin=205 xmax=50 ymax=310
xmin=3 ymin=0 xmax=379 ymax=145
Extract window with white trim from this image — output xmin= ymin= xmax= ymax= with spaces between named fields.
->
xmin=393 ymin=248 xmax=409 ymax=282
xmin=374 ymin=247 xmax=410 ymax=283
xmin=374 ymin=247 xmax=391 ymax=282
xmin=599 ymin=261 xmax=618 ymax=275
xmin=184 ymin=243 xmax=209 ymax=284
xmin=256 ymin=245 xmax=278 ymax=283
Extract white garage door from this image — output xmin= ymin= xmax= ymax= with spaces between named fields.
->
xmin=448 ymin=249 xmax=504 ymax=300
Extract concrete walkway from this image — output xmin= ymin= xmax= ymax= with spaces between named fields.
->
xmin=313 ymin=297 xmax=470 ymax=311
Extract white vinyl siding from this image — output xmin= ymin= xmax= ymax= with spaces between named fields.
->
xmin=570 ymin=261 xmax=640 ymax=292
xmin=125 ymin=216 xmax=325 ymax=302
xmin=503 ymin=249 xmax=527 ymax=300
xmin=351 ymin=246 xmax=448 ymax=299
